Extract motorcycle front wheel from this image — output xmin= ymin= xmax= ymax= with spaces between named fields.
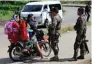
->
xmin=41 ymin=42 xmax=51 ymax=57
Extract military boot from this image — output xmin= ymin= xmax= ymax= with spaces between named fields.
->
xmin=77 ymin=56 xmax=84 ymax=59
xmin=50 ymin=55 xmax=59 ymax=61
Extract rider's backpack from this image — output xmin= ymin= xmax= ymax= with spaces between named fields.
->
xmin=4 ymin=21 xmax=13 ymax=35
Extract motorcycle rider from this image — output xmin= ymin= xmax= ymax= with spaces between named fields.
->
xmin=27 ymin=14 xmax=43 ymax=58
xmin=18 ymin=17 xmax=29 ymax=51
xmin=48 ymin=7 xmax=62 ymax=61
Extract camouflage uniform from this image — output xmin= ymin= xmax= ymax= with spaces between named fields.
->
xmin=85 ymin=4 xmax=91 ymax=22
xmin=73 ymin=14 xmax=87 ymax=59
xmin=48 ymin=14 xmax=62 ymax=57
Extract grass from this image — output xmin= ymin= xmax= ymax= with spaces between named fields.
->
xmin=87 ymin=21 xmax=91 ymax=25
xmin=60 ymin=25 xmax=74 ymax=33
xmin=60 ymin=21 xmax=91 ymax=34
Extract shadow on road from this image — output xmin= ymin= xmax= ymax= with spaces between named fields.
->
xmin=24 ymin=58 xmax=72 ymax=63
xmin=0 ymin=57 xmax=72 ymax=63
xmin=0 ymin=57 xmax=13 ymax=63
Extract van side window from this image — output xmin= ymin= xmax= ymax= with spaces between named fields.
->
xmin=44 ymin=5 xmax=47 ymax=9
xmin=22 ymin=5 xmax=42 ymax=12
xmin=49 ymin=4 xmax=61 ymax=11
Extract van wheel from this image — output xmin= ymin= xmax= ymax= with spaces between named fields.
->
xmin=44 ymin=19 xmax=49 ymax=28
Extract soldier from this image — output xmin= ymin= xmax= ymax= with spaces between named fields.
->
xmin=48 ymin=7 xmax=62 ymax=61
xmin=85 ymin=2 xmax=91 ymax=22
xmin=73 ymin=7 xmax=88 ymax=61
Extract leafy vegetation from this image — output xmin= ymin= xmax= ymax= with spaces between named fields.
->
xmin=0 ymin=10 xmax=14 ymax=21
xmin=0 ymin=1 xmax=27 ymax=21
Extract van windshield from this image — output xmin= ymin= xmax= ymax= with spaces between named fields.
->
xmin=22 ymin=5 xmax=42 ymax=12
xmin=49 ymin=4 xmax=61 ymax=10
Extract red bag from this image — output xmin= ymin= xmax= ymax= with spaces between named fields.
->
xmin=20 ymin=20 xmax=28 ymax=41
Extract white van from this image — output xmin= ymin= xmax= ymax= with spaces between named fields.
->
xmin=20 ymin=1 xmax=63 ymax=27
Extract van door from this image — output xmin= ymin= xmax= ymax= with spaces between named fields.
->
xmin=42 ymin=5 xmax=48 ymax=24
xmin=42 ymin=4 xmax=51 ymax=26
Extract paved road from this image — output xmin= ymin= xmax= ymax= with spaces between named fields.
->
xmin=62 ymin=7 xmax=91 ymax=25
xmin=0 ymin=26 xmax=91 ymax=64
xmin=62 ymin=7 xmax=78 ymax=25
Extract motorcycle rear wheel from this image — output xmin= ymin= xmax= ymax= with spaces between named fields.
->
xmin=9 ymin=45 xmax=22 ymax=62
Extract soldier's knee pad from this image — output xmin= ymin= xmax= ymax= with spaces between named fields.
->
xmin=51 ymin=43 xmax=56 ymax=49
xmin=55 ymin=46 xmax=59 ymax=52
xmin=55 ymin=33 xmax=60 ymax=39
xmin=54 ymin=40 xmax=59 ymax=44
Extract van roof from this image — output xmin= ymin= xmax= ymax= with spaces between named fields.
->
xmin=26 ymin=1 xmax=61 ymax=5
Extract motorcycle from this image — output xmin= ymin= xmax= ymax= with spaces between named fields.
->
xmin=7 ymin=29 xmax=51 ymax=62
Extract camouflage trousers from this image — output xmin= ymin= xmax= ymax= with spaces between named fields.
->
xmin=87 ymin=12 xmax=90 ymax=22
xmin=49 ymin=32 xmax=60 ymax=56
xmin=73 ymin=30 xmax=87 ymax=58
